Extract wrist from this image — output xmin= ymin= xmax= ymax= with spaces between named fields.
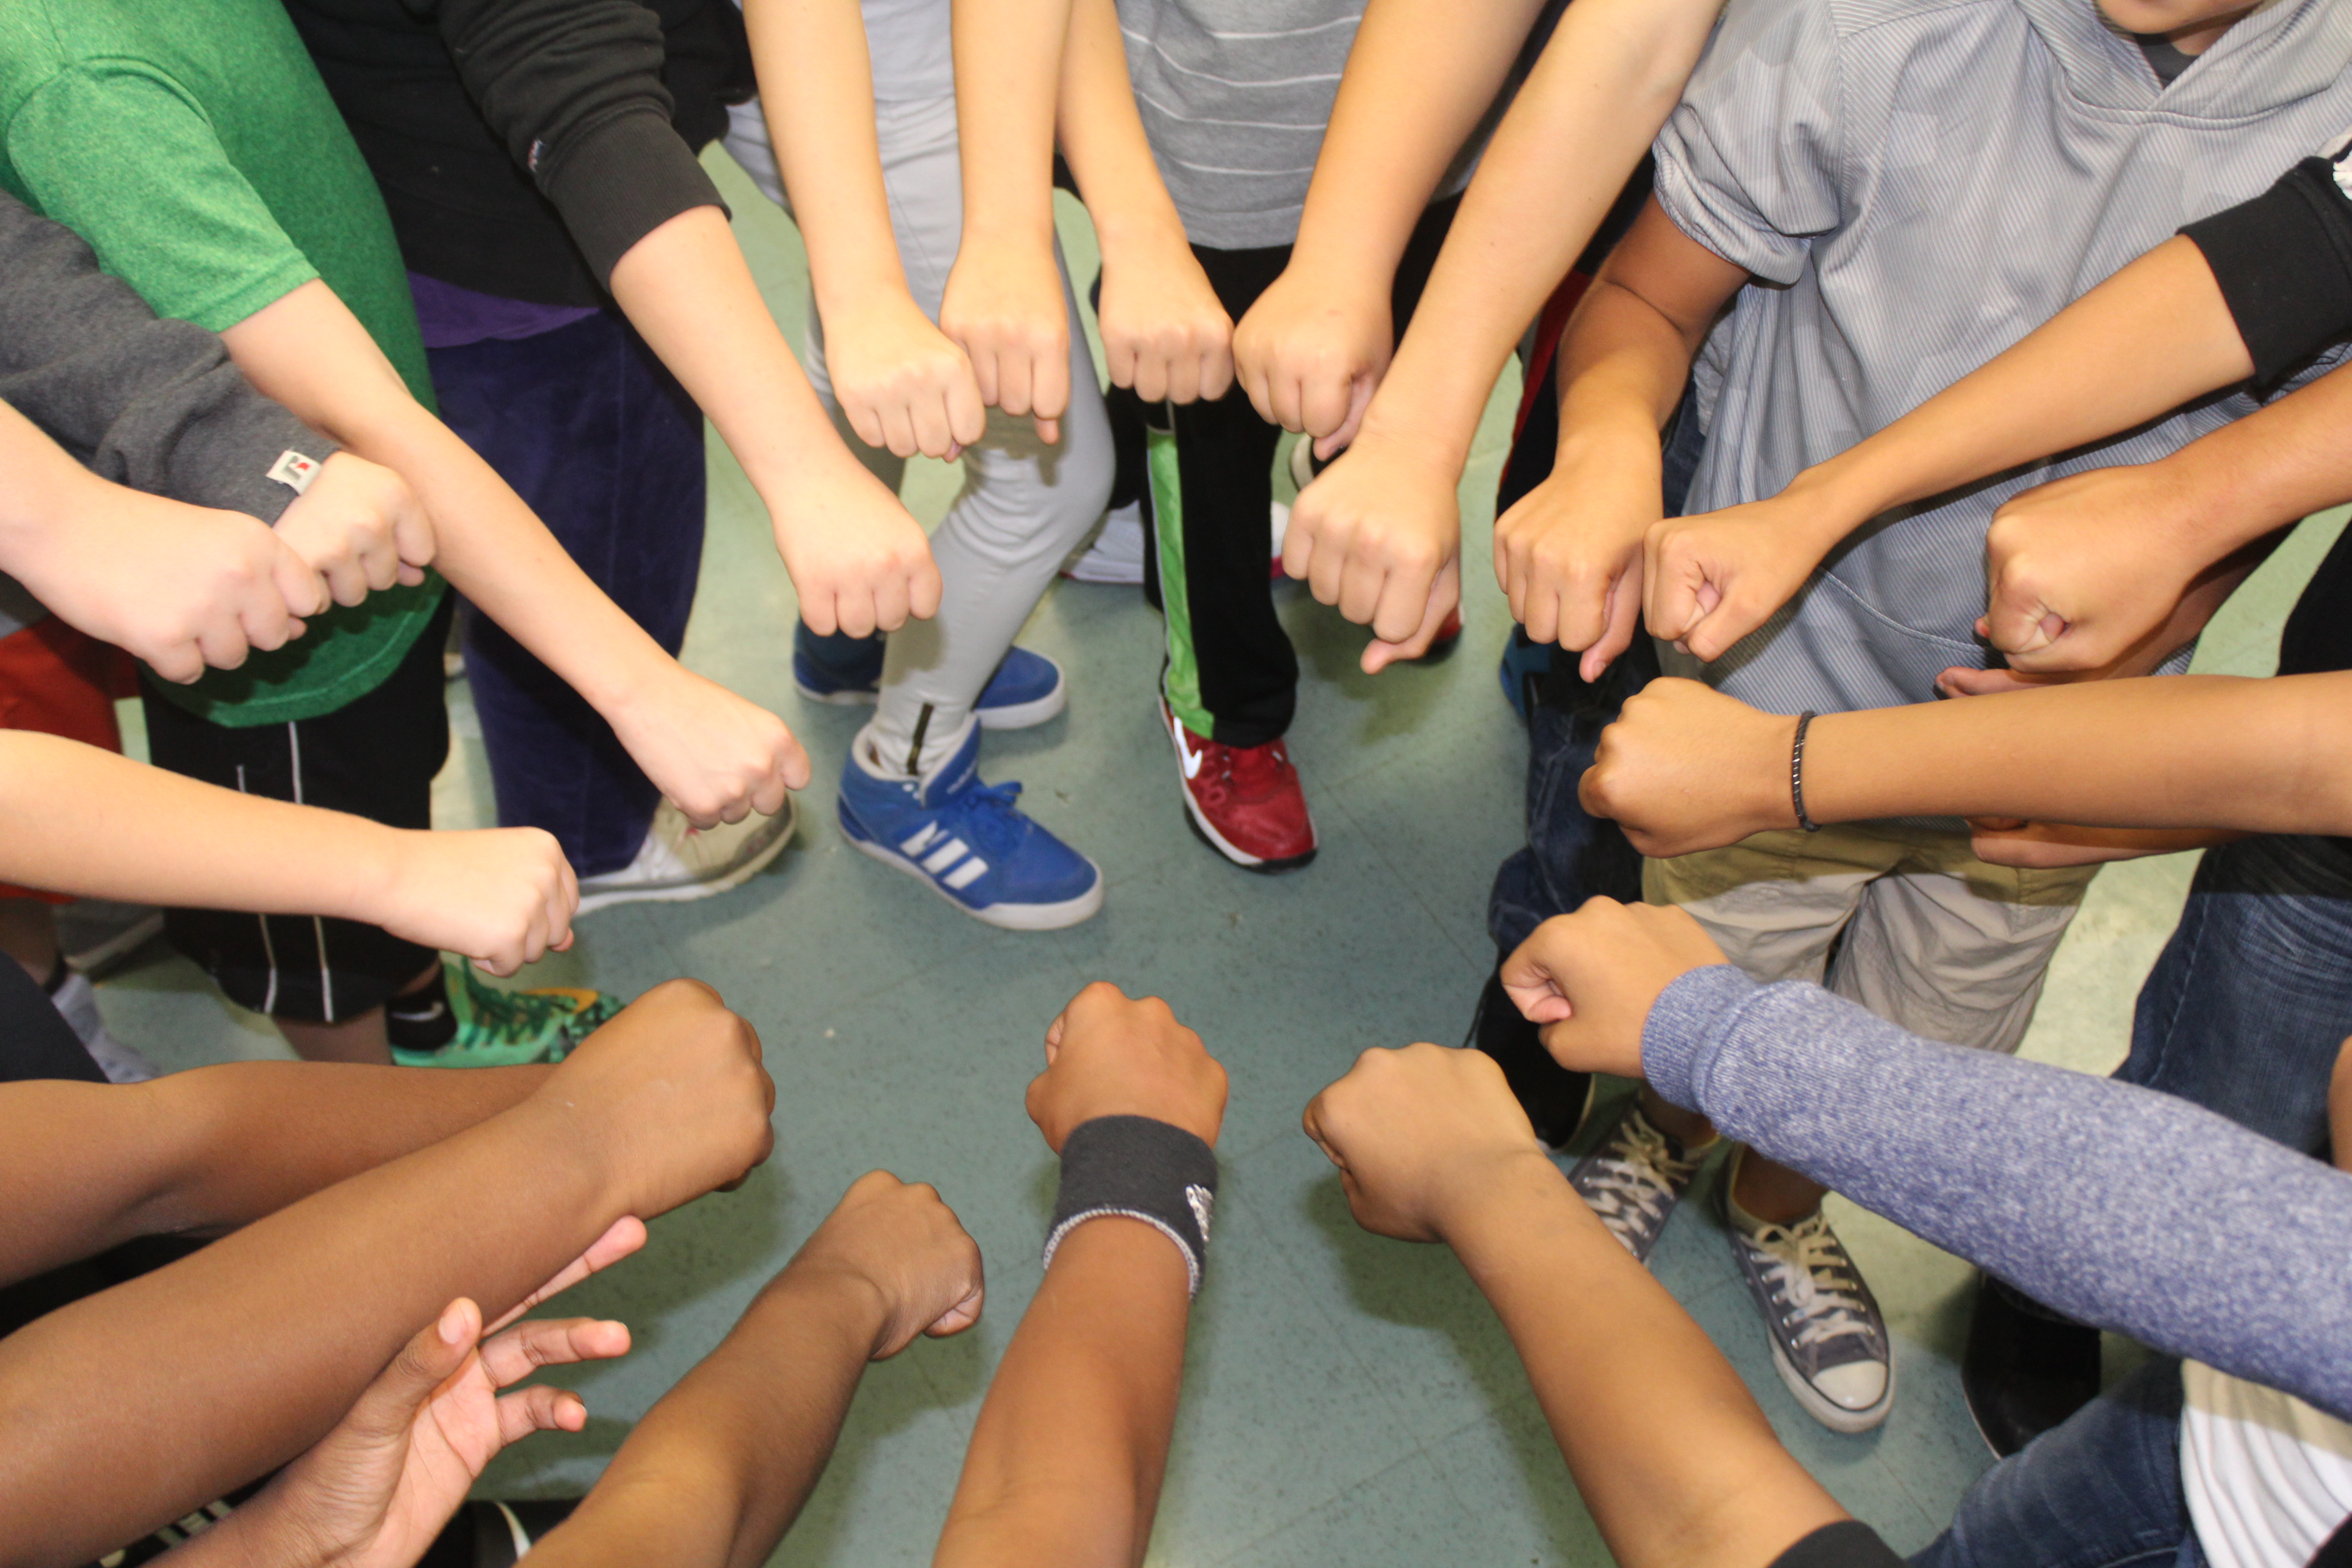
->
xmin=1091 ymin=204 xmax=1194 ymax=272
xmin=1773 ymin=462 xmax=1886 ymax=553
xmin=1350 ymin=401 xmax=1477 ymax=481
xmin=336 ymin=823 xmax=414 ymax=930
xmin=764 ymin=1253 xmax=897 ymax=1360
xmin=1436 ymin=1148 xmax=1576 ymax=1264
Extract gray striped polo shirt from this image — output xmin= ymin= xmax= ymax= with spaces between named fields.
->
xmin=1655 ymin=0 xmax=2352 ymax=719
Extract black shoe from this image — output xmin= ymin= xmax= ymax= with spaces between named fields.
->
xmin=1962 ymin=1274 xmax=2099 ymax=1457
xmin=1466 ymin=966 xmax=1594 ymax=1148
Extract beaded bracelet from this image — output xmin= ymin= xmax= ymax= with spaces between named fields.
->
xmin=1791 ymin=710 xmax=1821 ymax=833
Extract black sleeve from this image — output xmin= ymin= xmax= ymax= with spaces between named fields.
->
xmin=0 ymin=192 xmax=333 ymax=524
xmin=1768 ymin=1520 xmax=1906 ymax=1568
xmin=431 ymin=0 xmax=732 ymax=286
xmin=2182 ymin=156 xmax=2352 ymax=390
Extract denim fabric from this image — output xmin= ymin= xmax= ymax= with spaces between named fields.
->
xmin=2118 ymin=833 xmax=2352 ymax=1155
xmin=1485 ymin=391 xmax=1703 ymax=952
xmin=428 ymin=308 xmax=706 ymax=877
xmin=1913 ymin=1362 xmax=2201 ymax=1568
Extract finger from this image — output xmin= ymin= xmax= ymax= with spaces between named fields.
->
xmin=393 ymin=498 xmax=437 ymax=572
xmin=323 ymin=556 xmax=372 ymax=609
xmin=1266 ymin=370 xmax=1305 ymax=435
xmin=1132 ymin=348 xmax=1170 ymax=405
xmin=927 ymin=1280 xmax=985 ymax=1338
xmin=1034 ymin=414 xmax=1060 ymax=445
xmin=488 ymin=1218 xmax=648 ymax=1331
xmin=492 ymin=1384 xmax=590 ymax=1444
xmin=1298 ymin=372 xmax=1352 ymax=446
xmin=800 ymin=592 xmax=840 ymax=639
xmin=911 ymin=392 xmax=954 ymax=462
xmin=1360 ymin=562 xmax=1458 ymax=676
xmin=343 ymin=1298 xmax=482 ymax=1444
xmin=147 ymin=640 xmax=206 ymax=686
xmin=239 ymin=595 xmax=298 ymax=656
xmin=477 ymin=1316 xmax=632 ymax=1388
xmin=965 ymin=342 xmax=1002 ymax=410
xmin=196 ymin=620 xmax=254 ymax=672
xmin=1336 ymin=555 xmax=1386 ymax=629
xmin=880 ymin=402 xmax=920 ymax=461
xmin=847 ymin=400 xmax=889 ymax=453
xmin=1033 ymin=342 xmax=1071 ymax=425
xmin=271 ymin=541 xmax=333 ymax=620
xmin=946 ymin=371 xmax=988 ymax=449
xmin=1319 ymin=374 xmax=1376 ymax=459
xmin=906 ymin=557 xmax=944 ymax=622
xmin=871 ymin=571 xmax=911 ymax=637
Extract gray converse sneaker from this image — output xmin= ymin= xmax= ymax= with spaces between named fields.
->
xmin=1566 ymin=1098 xmax=1713 ymax=1263
xmin=1723 ymin=1153 xmax=1894 ymax=1433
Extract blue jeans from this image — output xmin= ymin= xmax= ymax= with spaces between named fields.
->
xmin=428 ymin=310 xmax=706 ymax=877
xmin=1913 ymin=1361 xmax=2200 ymax=1568
xmin=2119 ymin=833 xmax=2352 ymax=1155
xmin=1485 ymin=390 xmax=1704 ymax=952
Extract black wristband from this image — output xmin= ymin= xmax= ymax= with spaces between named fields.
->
xmin=1044 ymin=1115 xmax=1219 ymax=1298
xmin=1790 ymin=711 xmax=1821 ymax=833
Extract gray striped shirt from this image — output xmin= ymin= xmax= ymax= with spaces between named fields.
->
xmin=1656 ymin=0 xmax=2352 ymax=718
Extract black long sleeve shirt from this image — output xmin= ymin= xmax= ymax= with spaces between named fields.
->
xmin=282 ymin=0 xmax=754 ymax=306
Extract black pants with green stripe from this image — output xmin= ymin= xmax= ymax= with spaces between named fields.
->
xmin=1109 ymin=194 xmax=1460 ymax=749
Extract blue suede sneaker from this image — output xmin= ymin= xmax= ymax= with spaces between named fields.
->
xmin=794 ymin=626 xmax=1066 ymax=730
xmin=837 ymin=722 xmax=1103 ymax=929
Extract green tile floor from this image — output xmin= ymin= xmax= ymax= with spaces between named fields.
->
xmin=93 ymin=148 xmax=2349 ymax=1564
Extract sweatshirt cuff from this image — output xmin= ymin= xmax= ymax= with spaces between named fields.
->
xmin=536 ymin=108 xmax=730 ymax=289
xmin=1640 ymin=964 xmax=1760 ymax=1112
xmin=2182 ymin=158 xmax=2352 ymax=391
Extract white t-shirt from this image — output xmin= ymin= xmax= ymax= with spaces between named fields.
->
xmin=2183 ymin=1361 xmax=2352 ymax=1568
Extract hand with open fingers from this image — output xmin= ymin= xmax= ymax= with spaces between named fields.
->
xmin=206 ymin=1298 xmax=629 ymax=1568
xmin=368 ymin=826 xmax=576 ymax=978
xmin=1232 ymin=264 xmax=1385 ymax=450
xmin=272 ymin=452 xmax=436 ymax=608
xmin=1499 ymin=899 xmax=1727 ymax=1080
xmin=1301 ymin=1043 xmax=1550 ymax=1244
xmin=541 ymin=978 xmax=777 ymax=1218
xmin=1644 ymin=491 xmax=1838 ymax=662
xmin=3 ymin=482 xmax=326 ymax=683
xmin=488 ymin=1216 xmax=649 ymax=1333
xmin=1982 ymin=462 xmax=2202 ymax=674
xmin=1026 ymin=981 xmax=1229 ymax=1152
xmin=939 ymin=233 xmax=1072 ymax=443
xmin=827 ymin=291 xmax=989 ymax=461
xmin=1098 ymin=235 xmax=1235 ymax=406
xmin=1284 ymin=432 xmax=1460 ymax=672
xmin=768 ymin=458 xmax=943 ymax=638
xmin=783 ymin=1170 xmax=986 ymax=1359
xmin=605 ymin=666 xmax=812 ymax=830
xmin=1577 ymin=678 xmax=1798 ymax=857
xmin=1491 ymin=443 xmax=1659 ymax=682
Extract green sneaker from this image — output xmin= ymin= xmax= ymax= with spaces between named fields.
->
xmin=392 ymin=965 xmax=625 ymax=1069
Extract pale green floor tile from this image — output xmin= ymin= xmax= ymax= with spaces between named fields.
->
xmin=83 ymin=146 xmax=2346 ymax=1564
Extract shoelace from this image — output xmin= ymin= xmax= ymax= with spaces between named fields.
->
xmin=1221 ymin=739 xmax=1290 ymax=797
xmin=1747 ymin=1212 xmax=1881 ymax=1350
xmin=936 ymin=778 xmax=1028 ymax=858
xmin=1582 ymin=1113 xmax=1703 ymax=1243
xmin=462 ymin=982 xmax=578 ymax=1047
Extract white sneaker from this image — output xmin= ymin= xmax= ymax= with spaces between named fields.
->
xmin=576 ymin=796 xmax=799 ymax=914
xmin=50 ymin=970 xmax=158 ymax=1083
xmin=1270 ymin=500 xmax=1291 ymax=568
xmin=1063 ymin=502 xmax=1148 ymax=584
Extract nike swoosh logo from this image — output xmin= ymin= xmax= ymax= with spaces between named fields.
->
xmin=1171 ymin=712 xmax=1204 ymax=779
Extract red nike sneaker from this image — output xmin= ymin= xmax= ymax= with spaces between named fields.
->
xmin=1161 ymin=698 xmax=1318 ymax=872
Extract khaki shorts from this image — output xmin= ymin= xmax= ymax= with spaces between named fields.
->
xmin=1643 ymin=824 xmax=2097 ymax=1054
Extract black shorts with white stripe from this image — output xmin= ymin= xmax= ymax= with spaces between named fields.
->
xmin=139 ymin=598 xmax=452 ymax=1024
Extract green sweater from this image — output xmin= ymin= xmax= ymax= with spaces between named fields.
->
xmin=0 ymin=0 xmax=444 ymax=726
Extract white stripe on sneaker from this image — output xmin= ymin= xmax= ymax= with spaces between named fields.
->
xmin=941 ymin=857 xmax=989 ymax=891
xmin=901 ymin=822 xmax=942 ymax=855
xmin=921 ymin=838 xmax=969 ymax=874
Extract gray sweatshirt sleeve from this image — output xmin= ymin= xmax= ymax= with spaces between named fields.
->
xmin=0 ymin=189 xmax=333 ymax=525
xmin=1643 ymin=965 xmax=2352 ymax=1421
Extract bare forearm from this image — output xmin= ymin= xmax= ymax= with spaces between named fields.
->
xmin=741 ymin=0 xmax=907 ymax=323
xmin=607 ymin=207 xmax=862 ymax=509
xmin=1360 ymin=0 xmax=1715 ymax=471
xmin=0 ymin=732 xmax=416 ymax=916
xmin=0 ymin=1098 xmax=626 ymax=1568
xmin=2155 ymin=358 xmax=2352 ymax=555
xmin=0 ymin=1063 xmax=548 ymax=1287
xmin=531 ymin=1267 xmax=884 ymax=1568
xmin=956 ymin=0 xmax=1069 ymax=249
xmin=1788 ymin=237 xmax=2254 ymax=535
xmin=1445 ymin=1160 xmax=1842 ymax=1568
xmin=1554 ymin=279 xmax=1703 ymax=464
xmin=1804 ymin=672 xmax=2352 ymax=833
xmin=1286 ymin=0 xmax=1552 ymax=298
xmin=934 ymin=1222 xmax=1189 ymax=1568
xmin=1056 ymin=0 xmax=1187 ymax=267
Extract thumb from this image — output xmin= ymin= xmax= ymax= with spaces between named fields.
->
xmin=1317 ymin=370 xmax=1378 ymax=459
xmin=1360 ymin=557 xmax=1459 ymax=675
xmin=1496 ymin=940 xmax=1573 ymax=1025
xmin=1982 ymin=578 xmax=2067 ymax=659
xmin=345 ymin=1299 xmax=482 ymax=1445
xmin=270 ymin=536 xmax=332 ymax=620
